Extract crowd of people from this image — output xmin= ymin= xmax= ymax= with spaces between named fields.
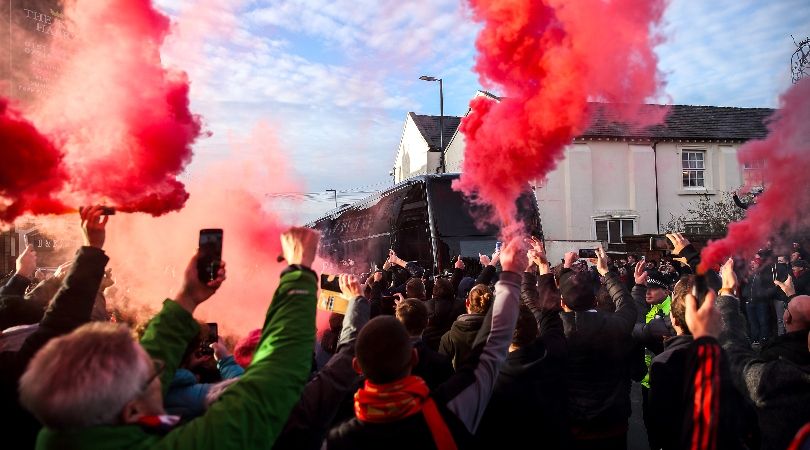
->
xmin=0 ymin=206 xmax=808 ymax=449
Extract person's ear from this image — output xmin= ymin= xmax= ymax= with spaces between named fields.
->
xmin=120 ymin=399 xmax=146 ymax=424
xmin=352 ymin=357 xmax=364 ymax=375
xmin=410 ymin=348 xmax=419 ymax=368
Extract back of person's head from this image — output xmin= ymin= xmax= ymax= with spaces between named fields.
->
xmin=234 ymin=328 xmax=262 ymax=368
xmin=671 ymin=275 xmax=695 ymax=334
xmin=559 ymin=271 xmax=596 ymax=311
xmin=432 ymin=277 xmax=453 ymax=300
xmin=355 ymin=316 xmax=413 ymax=384
xmin=396 ymin=298 xmax=429 ymax=337
xmin=595 ymin=285 xmax=615 ymax=313
xmin=406 ymin=278 xmax=426 ymax=301
xmin=512 ymin=305 xmax=538 ymax=348
xmin=467 ymin=284 xmax=493 ymax=314
xmin=457 ymin=276 xmax=475 ymax=300
xmin=320 ymin=312 xmax=345 ymax=354
xmin=19 ymin=322 xmax=151 ymax=429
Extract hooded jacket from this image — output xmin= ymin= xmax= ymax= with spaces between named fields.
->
xmin=438 ymin=313 xmax=485 ymax=370
xmin=164 ymin=355 xmax=245 ymax=419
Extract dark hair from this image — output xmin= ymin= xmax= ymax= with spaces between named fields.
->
xmin=395 ymin=299 xmax=428 ymax=337
xmin=432 ymin=278 xmax=453 ymax=300
xmin=559 ymin=271 xmax=596 ymax=311
xmin=671 ymin=275 xmax=694 ymax=334
xmin=406 ymin=278 xmax=426 ymax=301
xmin=320 ymin=312 xmax=345 ymax=354
xmin=467 ymin=284 xmax=493 ymax=314
xmin=512 ymin=305 xmax=538 ymax=348
xmin=356 ymin=317 xmax=413 ymax=384
xmin=595 ymin=285 xmax=616 ymax=313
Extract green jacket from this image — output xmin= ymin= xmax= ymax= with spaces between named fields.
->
xmin=35 ymin=268 xmax=317 ymax=450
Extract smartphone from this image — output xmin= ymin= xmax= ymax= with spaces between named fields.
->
xmin=197 ymin=229 xmax=223 ymax=284
xmin=693 ymin=274 xmax=709 ymax=307
xmin=199 ymin=322 xmax=218 ymax=356
xmin=320 ymin=274 xmax=342 ymax=292
xmin=495 ymin=241 xmax=502 ymax=253
xmin=578 ymin=248 xmax=598 ymax=259
xmin=650 ymin=236 xmax=671 ymax=251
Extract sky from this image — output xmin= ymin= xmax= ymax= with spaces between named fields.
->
xmin=154 ymin=0 xmax=810 ymax=223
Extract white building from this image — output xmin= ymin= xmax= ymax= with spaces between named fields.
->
xmin=393 ymin=91 xmax=773 ymax=261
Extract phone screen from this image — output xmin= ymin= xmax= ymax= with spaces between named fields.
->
xmin=207 ymin=323 xmax=218 ymax=343
xmin=320 ymin=274 xmax=341 ymax=292
xmin=650 ymin=236 xmax=671 ymax=251
xmin=198 ymin=229 xmax=223 ymax=283
xmin=578 ymin=249 xmax=598 ymax=259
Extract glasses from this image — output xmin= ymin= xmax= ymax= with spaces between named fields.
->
xmin=139 ymin=358 xmax=166 ymax=394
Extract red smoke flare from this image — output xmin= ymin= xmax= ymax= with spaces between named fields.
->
xmin=455 ymin=0 xmax=667 ymax=228
xmin=699 ymin=79 xmax=810 ymax=273
xmin=0 ymin=0 xmax=203 ymax=222
xmin=0 ymin=99 xmax=71 ymax=221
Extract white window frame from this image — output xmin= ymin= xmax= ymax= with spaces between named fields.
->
xmin=681 ymin=150 xmax=706 ymax=189
xmin=593 ymin=217 xmax=636 ymax=244
xmin=683 ymin=221 xmax=708 ymax=235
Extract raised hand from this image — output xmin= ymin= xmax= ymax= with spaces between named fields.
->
xmin=454 ymin=256 xmax=465 ymax=270
xmin=685 ymin=289 xmax=720 ymax=339
xmin=595 ymin=246 xmax=610 ymax=277
xmin=15 ymin=244 xmax=37 ymax=278
xmin=720 ymin=258 xmax=738 ymax=295
xmin=210 ymin=337 xmax=232 ymax=362
xmin=563 ymin=251 xmax=578 ymax=269
xmin=281 ymin=227 xmax=320 ymax=268
xmin=174 ymin=253 xmax=227 ymax=314
xmin=634 ymin=261 xmax=648 ymax=286
xmin=80 ymin=205 xmax=109 ymax=249
xmin=499 ymin=236 xmax=528 ymax=273
xmin=339 ymin=274 xmax=362 ymax=300
xmin=666 ymin=232 xmax=691 ymax=256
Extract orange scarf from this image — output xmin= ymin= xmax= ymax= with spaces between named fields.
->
xmin=354 ymin=375 xmax=458 ymax=450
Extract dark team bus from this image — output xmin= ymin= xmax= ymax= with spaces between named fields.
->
xmin=306 ymin=174 xmax=542 ymax=275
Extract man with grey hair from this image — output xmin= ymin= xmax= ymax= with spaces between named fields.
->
xmin=20 ymin=227 xmax=321 ymax=449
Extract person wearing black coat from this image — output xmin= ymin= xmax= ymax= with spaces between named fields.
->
xmin=792 ymin=260 xmax=810 ymax=296
xmin=474 ymin=268 xmax=568 ymax=450
xmin=423 ymin=278 xmax=466 ymax=351
xmin=558 ymin=247 xmax=637 ymax=450
xmin=0 ymin=206 xmax=110 ymax=450
xmin=395 ymin=298 xmax=454 ymax=390
xmin=438 ymin=284 xmax=493 ymax=369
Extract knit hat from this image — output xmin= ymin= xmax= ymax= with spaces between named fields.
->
xmin=559 ymin=271 xmax=596 ymax=311
xmin=457 ymin=277 xmax=476 ymax=300
xmin=646 ymin=271 xmax=670 ymax=291
xmin=233 ymin=329 xmax=262 ymax=368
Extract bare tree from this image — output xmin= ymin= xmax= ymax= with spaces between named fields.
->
xmin=665 ymin=191 xmax=748 ymax=234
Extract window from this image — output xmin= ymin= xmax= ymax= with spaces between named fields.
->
xmin=682 ymin=151 xmax=705 ymax=188
xmin=743 ymin=160 xmax=764 ymax=187
xmin=595 ymin=219 xmax=634 ymax=244
xmin=684 ymin=222 xmax=708 ymax=234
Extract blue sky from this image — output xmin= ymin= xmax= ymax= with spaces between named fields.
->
xmin=155 ymin=0 xmax=809 ymax=222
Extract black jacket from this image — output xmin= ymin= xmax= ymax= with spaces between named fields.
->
xmin=0 ymin=275 xmax=41 ymax=330
xmin=0 ymin=247 xmax=108 ymax=449
xmin=717 ymin=294 xmax=810 ymax=450
xmin=423 ymin=296 xmax=465 ymax=351
xmin=794 ymin=270 xmax=810 ymax=296
xmin=413 ymin=339 xmax=454 ymax=390
xmin=438 ymin=313 xmax=485 ymax=370
xmin=759 ymin=328 xmax=810 ymax=366
xmin=475 ymin=272 xmax=568 ymax=449
xmin=560 ymin=272 xmax=637 ymax=431
xmin=744 ymin=267 xmax=779 ymax=304
xmin=647 ymin=334 xmax=694 ymax=450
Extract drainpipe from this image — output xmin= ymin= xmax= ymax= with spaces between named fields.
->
xmin=652 ymin=141 xmax=661 ymax=234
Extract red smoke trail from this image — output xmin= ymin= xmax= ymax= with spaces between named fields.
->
xmin=455 ymin=0 xmax=667 ymax=229
xmin=0 ymin=0 xmax=203 ymax=221
xmin=699 ymin=79 xmax=810 ymax=273
xmin=103 ymin=123 xmax=301 ymax=335
xmin=0 ymin=99 xmax=71 ymax=221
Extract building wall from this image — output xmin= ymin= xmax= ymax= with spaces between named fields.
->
xmin=444 ymin=128 xmax=466 ymax=173
xmin=394 ymin=114 xmax=437 ymax=182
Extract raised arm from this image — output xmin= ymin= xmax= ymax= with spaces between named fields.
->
xmin=597 ymin=246 xmax=636 ymax=331
xmin=16 ymin=206 xmax=110 ymax=365
xmin=443 ymin=237 xmax=524 ymax=433
xmin=162 ymin=227 xmax=320 ymax=449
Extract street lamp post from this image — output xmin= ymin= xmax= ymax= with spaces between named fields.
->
xmin=419 ymin=75 xmax=444 ymax=173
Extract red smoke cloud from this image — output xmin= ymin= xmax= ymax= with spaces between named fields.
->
xmin=0 ymin=0 xmax=202 ymax=221
xmin=0 ymin=99 xmax=70 ymax=221
xmin=455 ymin=0 xmax=667 ymax=228
xmin=103 ymin=123 xmax=301 ymax=335
xmin=699 ymin=79 xmax=810 ymax=272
